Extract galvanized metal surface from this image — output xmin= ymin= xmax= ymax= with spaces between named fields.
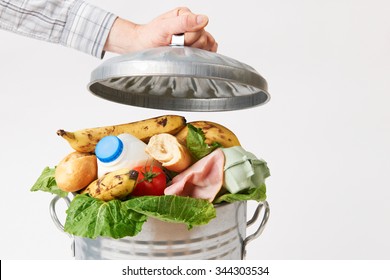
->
xmin=88 ymin=46 xmax=269 ymax=111
xmin=75 ymin=202 xmax=246 ymax=260
xmin=50 ymin=197 xmax=270 ymax=260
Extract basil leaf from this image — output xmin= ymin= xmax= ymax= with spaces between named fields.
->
xmin=186 ymin=124 xmax=221 ymax=160
xmin=30 ymin=167 xmax=68 ymax=198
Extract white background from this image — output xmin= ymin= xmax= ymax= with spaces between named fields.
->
xmin=0 ymin=0 xmax=389 ymax=260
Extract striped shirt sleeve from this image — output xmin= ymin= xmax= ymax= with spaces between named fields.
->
xmin=0 ymin=0 xmax=117 ymax=58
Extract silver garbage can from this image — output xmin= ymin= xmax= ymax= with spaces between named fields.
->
xmin=49 ymin=36 xmax=271 ymax=260
xmin=50 ymin=196 xmax=269 ymax=260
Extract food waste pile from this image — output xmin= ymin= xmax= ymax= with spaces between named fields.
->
xmin=31 ymin=115 xmax=270 ymax=239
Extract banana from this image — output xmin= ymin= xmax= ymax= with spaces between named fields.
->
xmin=57 ymin=115 xmax=186 ymax=153
xmin=81 ymin=168 xmax=139 ymax=201
xmin=175 ymin=121 xmax=241 ymax=148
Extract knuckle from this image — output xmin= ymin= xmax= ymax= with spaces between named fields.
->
xmin=198 ymin=35 xmax=208 ymax=46
xmin=176 ymin=7 xmax=191 ymax=15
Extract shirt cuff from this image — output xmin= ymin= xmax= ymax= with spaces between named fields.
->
xmin=61 ymin=0 xmax=117 ymax=58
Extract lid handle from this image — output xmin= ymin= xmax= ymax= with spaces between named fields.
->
xmin=170 ymin=34 xmax=185 ymax=46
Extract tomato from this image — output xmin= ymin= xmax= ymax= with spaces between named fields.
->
xmin=131 ymin=165 xmax=167 ymax=196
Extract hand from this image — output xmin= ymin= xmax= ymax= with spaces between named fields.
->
xmin=104 ymin=7 xmax=218 ymax=54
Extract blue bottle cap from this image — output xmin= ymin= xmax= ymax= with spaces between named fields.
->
xmin=95 ymin=136 xmax=124 ymax=163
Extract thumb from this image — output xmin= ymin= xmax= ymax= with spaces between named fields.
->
xmin=163 ymin=14 xmax=209 ymax=35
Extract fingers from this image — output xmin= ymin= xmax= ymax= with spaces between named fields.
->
xmin=148 ymin=7 xmax=218 ymax=52
xmin=185 ymin=30 xmax=218 ymax=52
xmin=161 ymin=13 xmax=209 ymax=35
xmin=158 ymin=7 xmax=192 ymax=19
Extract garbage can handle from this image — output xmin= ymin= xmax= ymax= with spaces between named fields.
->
xmin=49 ymin=195 xmax=75 ymax=257
xmin=243 ymin=201 xmax=270 ymax=259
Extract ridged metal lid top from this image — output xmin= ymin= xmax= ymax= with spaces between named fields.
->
xmin=88 ymin=46 xmax=269 ymax=111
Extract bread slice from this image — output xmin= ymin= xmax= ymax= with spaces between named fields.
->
xmin=145 ymin=133 xmax=192 ymax=173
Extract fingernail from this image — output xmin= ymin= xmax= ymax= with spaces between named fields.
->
xmin=196 ymin=15 xmax=208 ymax=25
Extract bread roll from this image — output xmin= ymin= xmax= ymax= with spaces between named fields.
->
xmin=145 ymin=133 xmax=192 ymax=173
xmin=55 ymin=151 xmax=97 ymax=192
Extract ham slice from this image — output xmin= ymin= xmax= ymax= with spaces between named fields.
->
xmin=164 ymin=149 xmax=225 ymax=202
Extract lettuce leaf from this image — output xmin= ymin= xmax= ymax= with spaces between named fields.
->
xmin=64 ymin=194 xmax=216 ymax=239
xmin=64 ymin=194 xmax=147 ymax=239
xmin=214 ymin=184 xmax=267 ymax=204
xmin=30 ymin=167 xmax=68 ymax=198
xmin=186 ymin=124 xmax=221 ymax=160
xmin=125 ymin=195 xmax=216 ymax=229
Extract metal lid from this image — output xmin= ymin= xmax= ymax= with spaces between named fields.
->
xmin=88 ymin=44 xmax=269 ymax=111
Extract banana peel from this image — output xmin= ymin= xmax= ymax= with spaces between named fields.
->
xmin=175 ymin=121 xmax=241 ymax=148
xmin=57 ymin=115 xmax=187 ymax=153
xmin=81 ymin=168 xmax=139 ymax=201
